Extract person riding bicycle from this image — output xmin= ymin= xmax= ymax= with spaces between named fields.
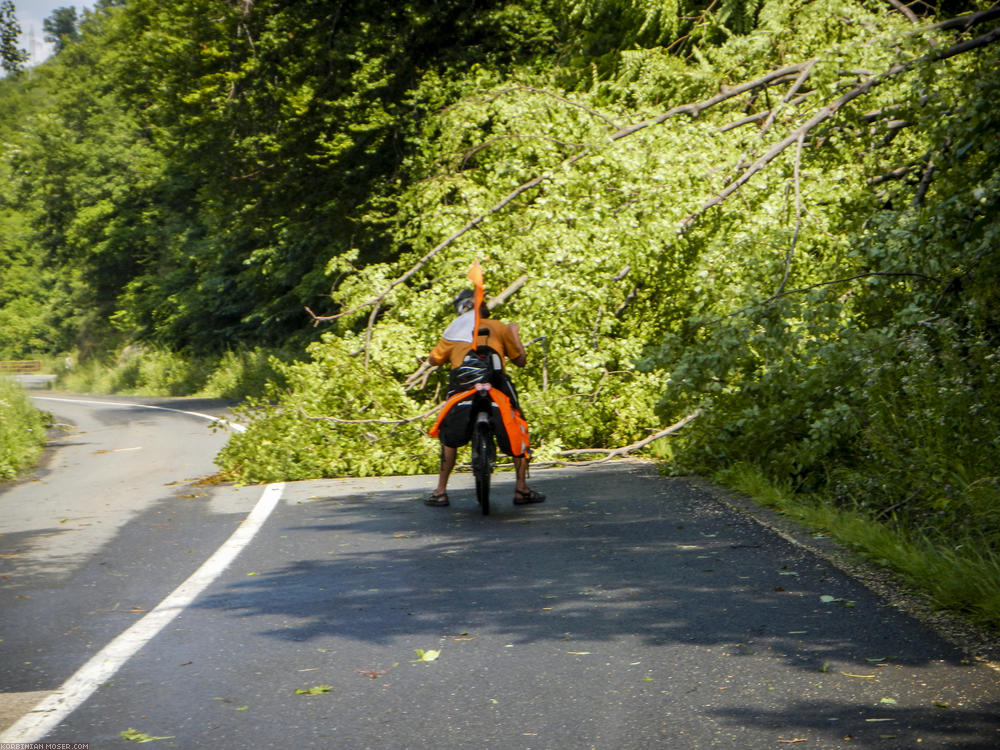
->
xmin=424 ymin=288 xmax=545 ymax=508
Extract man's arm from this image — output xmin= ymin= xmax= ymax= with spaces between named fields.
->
xmin=507 ymin=323 xmax=527 ymax=367
xmin=428 ymin=338 xmax=451 ymax=368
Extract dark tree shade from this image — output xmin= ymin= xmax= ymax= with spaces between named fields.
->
xmin=43 ymin=6 xmax=81 ymax=54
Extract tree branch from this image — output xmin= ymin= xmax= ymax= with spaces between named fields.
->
xmin=608 ymin=63 xmax=813 ymax=142
xmin=553 ymin=411 xmax=701 ymax=464
xmin=679 ymin=24 xmax=1000 ymax=231
xmin=301 ymin=402 xmax=443 ymax=427
xmin=885 ymin=0 xmax=918 ymax=23
xmin=759 ymin=60 xmax=816 ymax=137
xmin=924 ymin=5 xmax=1000 ymax=32
xmin=719 ymin=92 xmax=813 ymax=133
xmin=322 ymin=66 xmax=817 ymax=322
xmin=729 ymin=271 xmax=941 ymax=322
xmin=323 ymin=152 xmax=586 ymax=322
xmin=776 ymin=132 xmax=805 ymax=297
xmin=911 ymin=157 xmax=937 ymax=208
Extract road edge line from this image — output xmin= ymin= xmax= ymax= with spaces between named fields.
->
xmin=0 ymin=482 xmax=285 ymax=743
xmin=31 ymin=395 xmax=247 ymax=434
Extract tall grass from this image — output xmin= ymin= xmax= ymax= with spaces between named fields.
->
xmin=0 ymin=377 xmax=49 ymax=480
xmin=56 ymin=346 xmax=290 ymax=400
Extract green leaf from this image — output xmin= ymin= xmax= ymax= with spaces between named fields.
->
xmin=120 ymin=728 xmax=175 ymax=742
xmin=295 ymin=685 xmax=333 ymax=696
xmin=414 ymin=648 xmax=441 ymax=662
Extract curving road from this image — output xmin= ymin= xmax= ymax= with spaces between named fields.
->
xmin=1 ymin=390 xmax=999 ymax=748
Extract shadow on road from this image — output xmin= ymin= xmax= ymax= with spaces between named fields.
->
xmin=194 ymin=467 xmax=972 ymax=670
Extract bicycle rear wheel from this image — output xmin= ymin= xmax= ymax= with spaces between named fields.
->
xmin=471 ymin=421 xmax=495 ymax=515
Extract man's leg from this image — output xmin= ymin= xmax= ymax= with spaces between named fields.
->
xmin=435 ymin=444 xmax=457 ymax=495
xmin=513 ymin=454 xmax=529 ymax=494
xmin=512 ymin=453 xmax=545 ymax=503
xmin=425 ymin=444 xmax=456 ymax=506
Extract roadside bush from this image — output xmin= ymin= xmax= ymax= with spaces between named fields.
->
xmin=0 ymin=377 xmax=49 ymax=480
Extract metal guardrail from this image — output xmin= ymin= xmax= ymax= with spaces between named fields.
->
xmin=0 ymin=360 xmax=45 ymax=374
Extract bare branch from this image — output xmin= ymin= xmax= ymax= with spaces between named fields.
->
xmin=718 ymin=110 xmax=769 ymax=133
xmin=924 ymin=5 xmax=1000 ymax=32
xmin=403 ymin=361 xmax=436 ymax=391
xmin=860 ymin=105 xmax=904 ymax=122
xmin=718 ymin=92 xmax=813 ymax=133
xmin=759 ymin=60 xmax=817 ymax=137
xmin=554 ymin=411 xmax=701 ymax=464
xmin=362 ymin=302 xmax=380 ymax=368
xmin=911 ymin=158 xmax=937 ymax=208
xmin=932 ymin=24 xmax=1000 ymax=61
xmin=776 ymin=133 xmax=805 ymax=297
xmin=609 ymin=63 xmax=813 ymax=142
xmin=487 ymin=274 xmax=528 ymax=308
xmin=868 ymin=164 xmax=912 ymax=185
xmin=301 ymin=402 xmax=443 ymax=426
xmin=885 ymin=0 xmax=919 ymax=23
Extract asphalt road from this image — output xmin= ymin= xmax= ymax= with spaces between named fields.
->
xmin=1 ymin=392 xmax=999 ymax=749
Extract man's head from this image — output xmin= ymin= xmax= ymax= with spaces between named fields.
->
xmin=453 ymin=288 xmax=475 ymax=314
xmin=452 ymin=288 xmax=490 ymax=317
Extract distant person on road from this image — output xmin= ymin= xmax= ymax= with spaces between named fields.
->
xmin=424 ymin=287 xmax=544 ymax=508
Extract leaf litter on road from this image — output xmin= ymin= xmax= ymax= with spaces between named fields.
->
xmin=120 ymin=728 xmax=174 ymax=742
xmin=295 ymin=685 xmax=332 ymax=696
xmin=355 ymin=663 xmax=397 ymax=679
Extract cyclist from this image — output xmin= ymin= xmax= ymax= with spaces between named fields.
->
xmin=424 ymin=288 xmax=545 ymax=508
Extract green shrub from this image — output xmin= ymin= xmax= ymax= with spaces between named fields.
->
xmin=0 ymin=377 xmax=49 ymax=480
xmin=56 ymin=346 xmax=290 ymax=399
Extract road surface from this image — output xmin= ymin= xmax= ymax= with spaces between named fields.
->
xmin=1 ymin=392 xmax=998 ymax=748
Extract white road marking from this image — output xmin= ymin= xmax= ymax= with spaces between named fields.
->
xmin=0 ymin=483 xmax=285 ymax=743
xmin=0 ymin=398 xmax=280 ymax=743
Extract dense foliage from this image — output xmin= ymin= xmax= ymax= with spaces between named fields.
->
xmin=2 ymin=1 xmax=1000 ymax=619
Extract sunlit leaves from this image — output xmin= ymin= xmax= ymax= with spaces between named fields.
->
xmin=294 ymin=685 xmax=333 ymax=695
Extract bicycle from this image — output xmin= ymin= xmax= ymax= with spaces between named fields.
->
xmin=468 ymin=382 xmax=497 ymax=515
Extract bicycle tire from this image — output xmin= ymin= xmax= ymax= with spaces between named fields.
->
xmin=472 ymin=421 xmax=494 ymax=516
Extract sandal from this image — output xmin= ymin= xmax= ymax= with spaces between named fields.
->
xmin=513 ymin=488 xmax=546 ymax=505
xmin=424 ymin=491 xmax=450 ymax=507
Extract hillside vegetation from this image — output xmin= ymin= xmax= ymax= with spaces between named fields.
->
xmin=2 ymin=0 xmax=999 ymax=625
